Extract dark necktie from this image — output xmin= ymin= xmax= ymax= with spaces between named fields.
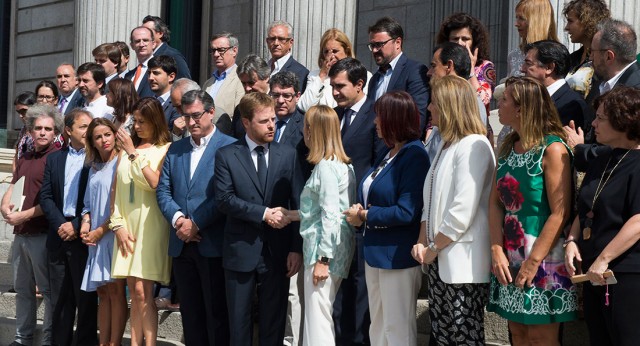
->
xmin=378 ymin=63 xmax=391 ymax=75
xmin=255 ymin=146 xmax=267 ymax=191
xmin=341 ymin=109 xmax=354 ymax=137
xmin=275 ymin=120 xmax=286 ymax=142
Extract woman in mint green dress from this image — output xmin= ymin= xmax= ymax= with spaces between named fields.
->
xmin=280 ymin=105 xmax=356 ymax=346
xmin=488 ymin=77 xmax=577 ymax=345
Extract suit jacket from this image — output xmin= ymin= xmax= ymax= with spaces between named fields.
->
xmin=551 ymin=82 xmax=590 ymax=129
xmin=203 ymin=65 xmax=245 ymax=117
xmin=155 ymin=43 xmax=192 ymax=79
xmin=367 ymin=54 xmax=430 ymax=133
xmin=335 ymin=98 xmax=386 ymax=184
xmin=280 ymin=57 xmax=310 ymax=93
xmin=157 ymin=130 xmax=237 ymax=258
xmin=161 ymin=98 xmax=180 ymax=130
xmin=230 ymin=106 xmax=245 ymax=139
xmin=214 ymin=138 xmax=303 ymax=272
xmin=276 ymin=109 xmax=313 ymax=180
xmin=39 ymin=148 xmax=90 ymax=251
xmin=64 ymin=89 xmax=86 ymax=115
xmin=124 ymin=68 xmax=155 ymax=98
xmin=424 ymin=135 xmax=495 ymax=284
xmin=585 ymin=62 xmax=640 ymax=142
xmin=360 ymin=140 xmax=429 ymax=269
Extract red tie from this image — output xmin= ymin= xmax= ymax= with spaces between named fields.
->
xmin=132 ymin=64 xmax=143 ymax=88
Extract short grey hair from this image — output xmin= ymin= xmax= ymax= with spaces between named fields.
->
xmin=237 ymin=54 xmax=271 ymax=80
xmin=211 ymin=32 xmax=239 ymax=48
xmin=597 ymin=19 xmax=637 ymax=64
xmin=268 ymin=20 xmax=294 ymax=38
xmin=171 ymin=78 xmax=201 ymax=94
xmin=25 ymin=104 xmax=63 ymax=135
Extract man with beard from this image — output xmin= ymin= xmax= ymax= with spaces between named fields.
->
xmin=78 ymin=63 xmax=114 ymax=119
xmin=148 ymin=55 xmax=180 ymax=134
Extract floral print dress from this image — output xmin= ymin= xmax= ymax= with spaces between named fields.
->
xmin=487 ymin=135 xmax=578 ymax=325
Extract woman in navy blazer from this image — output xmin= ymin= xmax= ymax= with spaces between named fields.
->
xmin=344 ymin=91 xmax=430 ymax=345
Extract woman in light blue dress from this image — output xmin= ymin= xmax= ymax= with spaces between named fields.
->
xmin=80 ymin=118 xmax=126 ymax=346
xmin=281 ymin=105 xmax=356 ymax=346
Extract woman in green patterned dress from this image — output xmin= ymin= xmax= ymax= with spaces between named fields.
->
xmin=487 ymin=76 xmax=577 ymax=345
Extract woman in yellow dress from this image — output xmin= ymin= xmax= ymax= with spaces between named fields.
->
xmin=110 ymin=97 xmax=171 ymax=345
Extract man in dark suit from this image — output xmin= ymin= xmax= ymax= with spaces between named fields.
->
xmin=125 ymin=26 xmax=156 ymax=98
xmin=329 ymin=57 xmax=386 ymax=346
xmin=157 ymin=90 xmax=234 ymax=345
xmin=214 ymin=92 xmax=303 ymax=346
xmin=583 ymin=19 xmax=640 ymax=142
xmin=266 ymin=20 xmax=309 ymax=93
xmin=56 ymin=64 xmax=85 ymax=115
xmin=148 ymin=55 xmax=180 ymax=132
xmin=367 ymin=17 xmax=429 ymax=133
xmin=521 ymin=40 xmax=589 ymax=128
xmin=39 ymin=109 xmax=97 ymax=346
xmin=143 ymin=15 xmax=191 ymax=79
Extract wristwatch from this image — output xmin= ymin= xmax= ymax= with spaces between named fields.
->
xmin=427 ymin=241 xmax=440 ymax=254
xmin=128 ymin=152 xmax=138 ymax=161
xmin=318 ymin=256 xmax=330 ymax=264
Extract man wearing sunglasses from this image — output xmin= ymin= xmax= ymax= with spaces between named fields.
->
xmin=203 ymin=32 xmax=245 ymax=119
xmin=367 ymin=17 xmax=429 ymax=135
xmin=266 ymin=20 xmax=309 ymax=93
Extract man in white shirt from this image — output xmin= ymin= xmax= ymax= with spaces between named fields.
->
xmin=266 ymin=20 xmax=309 ymax=93
xmin=77 ymin=63 xmax=114 ymax=120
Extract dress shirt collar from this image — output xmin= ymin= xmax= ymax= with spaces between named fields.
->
xmin=68 ymin=146 xmax=85 ymax=156
xmin=271 ymin=52 xmax=292 ymax=72
xmin=601 ymin=61 xmax=636 ymax=93
xmin=348 ymin=94 xmax=367 ymax=114
xmin=157 ymin=91 xmax=171 ymax=104
xmin=383 ymin=52 xmax=403 ymax=74
xmin=190 ymin=128 xmax=215 ymax=149
xmin=245 ymin=134 xmax=269 ymax=153
xmin=213 ymin=64 xmax=236 ymax=80
xmin=546 ymin=79 xmax=566 ymax=97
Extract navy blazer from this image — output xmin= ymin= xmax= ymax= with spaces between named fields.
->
xmin=281 ymin=57 xmax=310 ymax=93
xmin=155 ymin=43 xmax=192 ymax=79
xmin=276 ymin=109 xmax=313 ymax=179
xmin=335 ymin=98 xmax=387 ymax=184
xmin=63 ymin=89 xmax=86 ymax=115
xmin=367 ymin=54 xmax=430 ymax=133
xmin=156 ymin=130 xmax=237 ymax=258
xmin=161 ymin=98 xmax=180 ymax=130
xmin=552 ymin=82 xmax=590 ymax=129
xmin=360 ymin=140 xmax=430 ymax=269
xmin=124 ymin=68 xmax=155 ymax=98
xmin=214 ymin=138 xmax=304 ymax=272
xmin=39 ymin=148 xmax=90 ymax=251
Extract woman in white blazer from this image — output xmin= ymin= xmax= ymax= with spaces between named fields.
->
xmin=412 ymin=75 xmax=495 ymax=345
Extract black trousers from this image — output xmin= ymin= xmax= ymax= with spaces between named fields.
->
xmin=173 ymin=242 xmax=229 ymax=346
xmin=48 ymin=240 xmax=97 ymax=346
xmin=583 ymin=272 xmax=640 ymax=346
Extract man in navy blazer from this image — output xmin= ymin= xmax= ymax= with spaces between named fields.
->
xmin=214 ymin=92 xmax=303 ymax=346
xmin=157 ymin=90 xmax=234 ymax=345
xmin=367 ymin=17 xmax=429 ymax=134
xmin=330 ymin=57 xmax=386 ymax=346
xmin=521 ymin=40 xmax=589 ymax=129
xmin=39 ymin=110 xmax=97 ymax=346
xmin=143 ymin=15 xmax=192 ymax=79
xmin=148 ymin=55 xmax=180 ymax=133
xmin=56 ymin=64 xmax=85 ymax=115
xmin=125 ymin=26 xmax=156 ymax=98
xmin=266 ymin=20 xmax=309 ymax=93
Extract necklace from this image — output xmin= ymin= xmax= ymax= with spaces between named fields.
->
xmin=426 ymin=145 xmax=447 ymax=242
xmin=583 ymin=149 xmax=631 ymax=240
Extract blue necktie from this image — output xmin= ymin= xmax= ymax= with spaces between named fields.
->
xmin=275 ymin=120 xmax=286 ymax=142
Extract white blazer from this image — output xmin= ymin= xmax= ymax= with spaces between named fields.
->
xmin=422 ymin=134 xmax=495 ymax=284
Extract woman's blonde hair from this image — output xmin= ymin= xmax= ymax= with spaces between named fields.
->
xmin=430 ymin=75 xmax=487 ymax=143
xmin=517 ymin=0 xmax=559 ymax=49
xmin=305 ymin=105 xmax=351 ymax=165
xmin=317 ymin=28 xmax=355 ymax=68
xmin=499 ymin=76 xmax=566 ymax=158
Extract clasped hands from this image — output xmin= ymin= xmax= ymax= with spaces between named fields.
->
xmin=175 ymin=216 xmax=201 ymax=243
xmin=343 ymin=203 xmax=365 ymax=227
xmin=1 ymin=203 xmax=28 ymax=226
xmin=410 ymin=243 xmax=437 ymax=265
xmin=266 ymin=207 xmax=295 ymax=229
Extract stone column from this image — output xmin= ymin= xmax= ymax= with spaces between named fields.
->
xmin=252 ymin=0 xmax=357 ymax=71
xmin=74 ymin=0 xmax=162 ymax=69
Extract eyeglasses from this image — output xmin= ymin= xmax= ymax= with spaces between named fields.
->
xmin=16 ymin=108 xmax=28 ymax=116
xmin=266 ymin=36 xmax=292 ymax=44
xmin=183 ymin=110 xmax=207 ymax=121
xmin=269 ymin=92 xmax=296 ymax=101
xmin=367 ymin=38 xmax=395 ymax=51
xmin=209 ymin=46 xmax=233 ymax=55
xmin=37 ymin=95 xmax=56 ymax=101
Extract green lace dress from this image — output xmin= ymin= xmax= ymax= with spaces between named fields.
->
xmin=487 ymin=135 xmax=578 ymax=324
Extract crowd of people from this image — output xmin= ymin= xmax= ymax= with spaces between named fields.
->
xmin=3 ymin=0 xmax=640 ymax=345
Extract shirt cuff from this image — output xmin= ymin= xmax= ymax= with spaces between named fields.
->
xmin=172 ymin=211 xmax=185 ymax=228
xmin=262 ymin=207 xmax=268 ymax=221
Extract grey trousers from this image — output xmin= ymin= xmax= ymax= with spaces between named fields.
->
xmin=12 ymin=234 xmax=52 ymax=346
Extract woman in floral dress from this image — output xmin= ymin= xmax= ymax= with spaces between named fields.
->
xmin=488 ymin=77 xmax=577 ymax=345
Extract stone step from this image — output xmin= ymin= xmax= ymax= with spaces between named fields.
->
xmin=0 ymin=240 xmax=11 ymax=262
xmin=0 ymin=289 xmax=185 ymax=344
